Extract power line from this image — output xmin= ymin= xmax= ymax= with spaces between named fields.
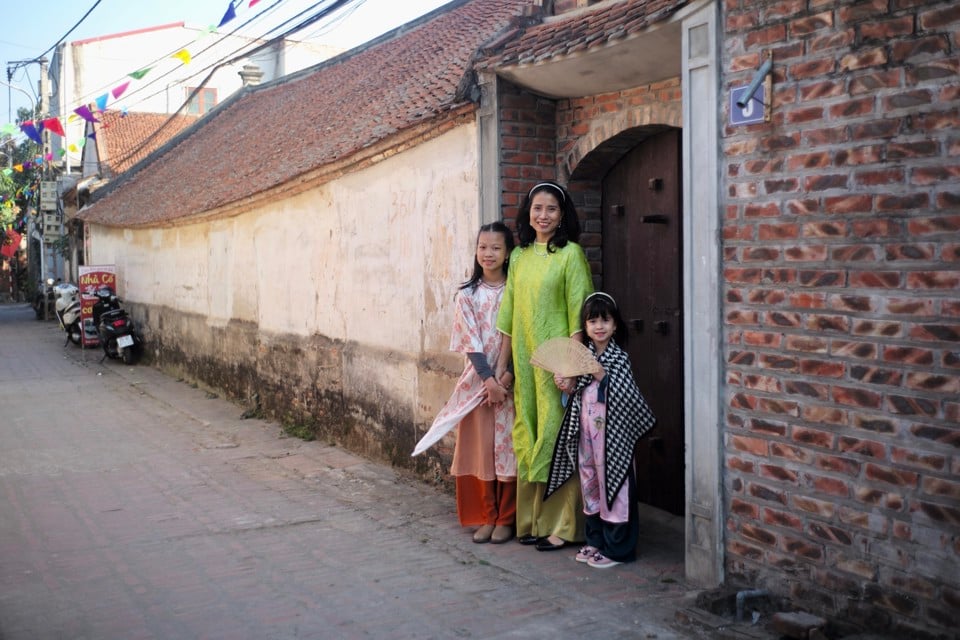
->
xmin=109 ymin=0 xmax=361 ymax=170
xmin=36 ymin=0 xmax=105 ymax=62
xmin=68 ymin=0 xmax=290 ymax=114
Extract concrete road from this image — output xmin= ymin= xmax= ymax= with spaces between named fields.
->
xmin=1 ymin=303 xmax=725 ymax=639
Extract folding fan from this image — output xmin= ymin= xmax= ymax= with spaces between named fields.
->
xmin=529 ymin=337 xmax=603 ymax=378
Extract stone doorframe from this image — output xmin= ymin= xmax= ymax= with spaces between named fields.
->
xmin=680 ymin=0 xmax=722 ymax=588
xmin=478 ymin=0 xmax=722 ymax=587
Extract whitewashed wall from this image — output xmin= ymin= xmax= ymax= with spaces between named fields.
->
xmin=86 ymin=122 xmax=482 ymax=465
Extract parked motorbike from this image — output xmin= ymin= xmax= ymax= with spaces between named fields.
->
xmin=53 ymin=283 xmax=84 ymax=345
xmin=32 ymin=277 xmax=57 ymax=320
xmin=92 ymin=286 xmax=143 ymax=364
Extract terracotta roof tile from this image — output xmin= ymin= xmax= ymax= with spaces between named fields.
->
xmin=80 ymin=0 xmax=529 ymax=228
xmin=94 ymin=110 xmax=199 ymax=179
xmin=479 ymin=0 xmax=688 ymax=69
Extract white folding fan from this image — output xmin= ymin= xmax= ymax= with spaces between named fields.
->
xmin=529 ymin=337 xmax=603 ymax=378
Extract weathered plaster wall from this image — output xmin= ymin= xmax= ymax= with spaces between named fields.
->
xmin=86 ymin=123 xmax=481 ymax=474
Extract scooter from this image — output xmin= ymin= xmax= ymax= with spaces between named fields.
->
xmin=92 ymin=286 xmax=143 ymax=364
xmin=53 ymin=283 xmax=83 ymax=346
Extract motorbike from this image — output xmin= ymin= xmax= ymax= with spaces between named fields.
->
xmin=92 ymin=286 xmax=143 ymax=364
xmin=53 ymin=283 xmax=84 ymax=345
xmin=33 ymin=277 xmax=58 ymax=320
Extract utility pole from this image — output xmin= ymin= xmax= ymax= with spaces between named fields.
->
xmin=39 ymin=57 xmax=51 ymax=321
xmin=39 ymin=57 xmax=49 ymax=161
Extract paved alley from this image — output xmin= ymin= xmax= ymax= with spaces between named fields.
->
xmin=1 ymin=303 xmax=739 ymax=639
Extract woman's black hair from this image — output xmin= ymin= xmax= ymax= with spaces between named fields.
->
xmin=516 ymin=181 xmax=581 ymax=251
xmin=579 ymin=292 xmax=628 ymax=346
xmin=459 ymin=221 xmax=516 ymax=291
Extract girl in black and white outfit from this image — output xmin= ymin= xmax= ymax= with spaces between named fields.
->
xmin=545 ymin=292 xmax=656 ymax=568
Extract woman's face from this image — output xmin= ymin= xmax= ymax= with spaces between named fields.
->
xmin=529 ymin=191 xmax=562 ymax=243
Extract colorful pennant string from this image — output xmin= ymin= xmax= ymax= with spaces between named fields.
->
xmin=0 ymin=0 xmax=266 ymax=179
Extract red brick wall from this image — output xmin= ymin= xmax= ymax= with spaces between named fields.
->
xmin=497 ymin=80 xmax=558 ymax=230
xmin=722 ymin=1 xmax=960 ymax=636
xmin=497 ymin=79 xmax=681 ymax=285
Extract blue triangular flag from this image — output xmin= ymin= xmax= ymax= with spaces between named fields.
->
xmin=218 ymin=2 xmax=237 ymax=28
xmin=20 ymin=122 xmax=42 ymax=144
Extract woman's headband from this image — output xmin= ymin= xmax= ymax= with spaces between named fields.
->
xmin=585 ymin=291 xmax=618 ymax=309
xmin=528 ymin=182 xmax=565 ymax=204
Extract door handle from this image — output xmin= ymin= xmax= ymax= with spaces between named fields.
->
xmin=655 ymin=320 xmax=669 ymax=335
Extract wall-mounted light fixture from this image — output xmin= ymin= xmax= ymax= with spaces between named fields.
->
xmin=736 ymin=50 xmax=773 ymax=111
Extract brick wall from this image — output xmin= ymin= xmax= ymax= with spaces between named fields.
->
xmin=497 ymin=79 xmax=682 ymax=285
xmin=722 ymin=1 xmax=959 ymax=637
xmin=497 ymin=80 xmax=558 ymax=229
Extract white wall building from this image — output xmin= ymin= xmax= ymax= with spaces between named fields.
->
xmin=49 ymin=22 xmax=339 ymax=172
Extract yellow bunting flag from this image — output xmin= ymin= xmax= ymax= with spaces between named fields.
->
xmin=172 ymin=49 xmax=192 ymax=65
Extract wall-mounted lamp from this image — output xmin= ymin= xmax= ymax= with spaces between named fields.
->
xmin=736 ymin=51 xmax=773 ymax=110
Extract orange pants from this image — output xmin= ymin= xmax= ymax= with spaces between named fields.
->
xmin=455 ymin=476 xmax=517 ymax=527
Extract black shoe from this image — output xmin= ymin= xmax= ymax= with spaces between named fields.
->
xmin=517 ymin=534 xmax=539 ymax=546
xmin=535 ymin=537 xmax=569 ymax=551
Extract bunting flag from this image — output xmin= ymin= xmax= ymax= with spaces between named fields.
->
xmin=171 ymin=49 xmax=192 ymax=65
xmin=112 ymin=81 xmax=130 ymax=99
xmin=196 ymin=25 xmax=216 ymax=40
xmin=20 ymin=123 xmax=42 ymax=145
xmin=74 ymin=105 xmax=98 ymax=123
xmin=218 ymin=2 xmax=237 ymax=28
xmin=0 ymin=0 xmax=268 ymax=155
xmin=42 ymin=117 xmax=65 ymax=137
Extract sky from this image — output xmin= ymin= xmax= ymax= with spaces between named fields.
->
xmin=1 ymin=0 xmax=451 ymax=124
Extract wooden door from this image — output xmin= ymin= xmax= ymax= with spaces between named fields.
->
xmin=601 ymin=129 xmax=684 ymax=516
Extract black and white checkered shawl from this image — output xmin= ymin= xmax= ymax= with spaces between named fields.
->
xmin=544 ymin=341 xmax=656 ymax=510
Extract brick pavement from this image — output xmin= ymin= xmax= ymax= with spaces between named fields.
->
xmin=0 ymin=303 xmax=753 ymax=639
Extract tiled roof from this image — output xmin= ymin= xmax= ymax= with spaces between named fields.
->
xmin=94 ymin=110 xmax=199 ymax=179
xmin=80 ymin=0 xmax=530 ymax=228
xmin=478 ymin=0 xmax=688 ymax=69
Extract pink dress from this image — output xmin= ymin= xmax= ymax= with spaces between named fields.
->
xmin=578 ymin=379 xmax=629 ymax=522
xmin=413 ymin=281 xmax=516 ymax=481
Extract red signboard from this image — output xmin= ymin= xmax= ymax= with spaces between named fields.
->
xmin=78 ymin=265 xmax=117 ymax=347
